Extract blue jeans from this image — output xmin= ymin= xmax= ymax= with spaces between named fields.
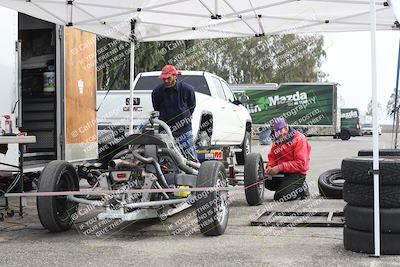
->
xmin=174 ymin=130 xmax=197 ymax=161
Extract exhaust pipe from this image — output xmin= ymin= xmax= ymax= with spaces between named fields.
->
xmin=160 ymin=148 xmax=198 ymax=175
xmin=111 ymin=149 xmax=131 ymax=160
xmin=186 ymin=160 xmax=200 ymax=170
xmin=153 ymin=118 xmax=200 ymax=173
xmin=131 ymin=150 xmax=170 ymax=188
xmin=111 ymin=148 xmax=144 ymax=160
xmin=109 ymin=159 xmax=140 ymax=169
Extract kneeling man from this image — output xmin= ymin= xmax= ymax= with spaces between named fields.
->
xmin=265 ymin=118 xmax=311 ymax=201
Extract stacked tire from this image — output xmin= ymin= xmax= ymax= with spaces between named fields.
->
xmin=357 ymin=149 xmax=400 ymax=157
xmin=342 ymin=156 xmax=400 ymax=254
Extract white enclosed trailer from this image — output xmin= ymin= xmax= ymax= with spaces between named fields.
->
xmin=0 ymin=7 xmax=98 ymax=173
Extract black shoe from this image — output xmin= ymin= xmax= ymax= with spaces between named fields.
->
xmin=300 ymin=181 xmax=310 ymax=199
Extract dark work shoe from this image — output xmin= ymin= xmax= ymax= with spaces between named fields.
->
xmin=300 ymin=181 xmax=310 ymax=199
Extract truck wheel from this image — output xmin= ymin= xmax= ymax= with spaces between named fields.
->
xmin=244 ymin=153 xmax=265 ymax=206
xmin=37 ymin=161 xmax=79 ymax=232
xmin=197 ymin=130 xmax=211 ymax=147
xmin=236 ymin=131 xmax=251 ymax=165
xmin=339 ymin=130 xmax=351 ymax=141
xmin=195 ymin=161 xmax=229 ymax=236
xmin=318 ymin=168 xmax=343 ymax=199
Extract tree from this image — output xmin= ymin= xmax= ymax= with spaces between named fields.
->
xmin=97 ymin=37 xmax=131 ymax=91
xmin=165 ymin=34 xmax=326 ymax=84
xmin=387 ymin=87 xmax=400 ymax=118
xmin=97 ymin=34 xmax=327 ymax=90
xmin=97 ymin=38 xmax=195 ymax=90
xmin=366 ymin=99 xmax=382 ymax=116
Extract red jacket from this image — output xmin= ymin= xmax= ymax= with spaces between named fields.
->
xmin=267 ymin=130 xmax=311 ymax=175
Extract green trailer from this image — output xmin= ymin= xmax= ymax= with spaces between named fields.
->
xmin=341 ymin=108 xmax=362 ymax=137
xmin=231 ymin=83 xmax=351 ymax=140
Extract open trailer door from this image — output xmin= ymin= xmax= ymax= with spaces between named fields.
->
xmin=0 ymin=7 xmax=18 ymax=170
xmin=64 ymin=27 xmax=97 ymax=162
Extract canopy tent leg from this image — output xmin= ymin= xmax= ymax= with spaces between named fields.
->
xmin=370 ymin=0 xmax=381 ymax=258
xmin=393 ymin=41 xmax=400 ymax=148
xmin=129 ymin=19 xmax=137 ymax=135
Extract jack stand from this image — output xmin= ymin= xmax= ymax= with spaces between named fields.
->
xmin=227 ymin=149 xmax=237 ymax=186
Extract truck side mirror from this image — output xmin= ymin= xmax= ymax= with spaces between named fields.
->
xmin=232 ymin=100 xmax=242 ymax=105
xmin=239 ymin=95 xmax=249 ymax=104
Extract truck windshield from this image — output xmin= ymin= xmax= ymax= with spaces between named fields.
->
xmin=134 ymin=75 xmax=211 ymax=95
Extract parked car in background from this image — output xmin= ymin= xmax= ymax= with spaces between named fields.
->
xmin=362 ymin=123 xmax=382 ymax=135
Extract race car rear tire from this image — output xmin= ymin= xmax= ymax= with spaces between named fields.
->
xmin=195 ymin=161 xmax=229 ymax=236
xmin=318 ymin=168 xmax=343 ymax=199
xmin=236 ymin=131 xmax=251 ymax=165
xmin=244 ymin=153 xmax=265 ymax=206
xmin=37 ymin=161 xmax=79 ymax=232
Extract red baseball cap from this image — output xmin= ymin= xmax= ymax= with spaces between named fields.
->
xmin=159 ymin=65 xmax=181 ymax=79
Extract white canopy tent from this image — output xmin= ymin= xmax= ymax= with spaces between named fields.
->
xmin=0 ymin=0 xmax=398 ymax=41
xmin=1 ymin=0 xmax=399 ymax=257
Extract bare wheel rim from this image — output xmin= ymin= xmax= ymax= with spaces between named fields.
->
xmin=215 ymin=172 xmax=228 ymax=224
xmin=328 ymin=174 xmax=345 ymax=187
xmin=245 ymin=135 xmax=251 ymax=155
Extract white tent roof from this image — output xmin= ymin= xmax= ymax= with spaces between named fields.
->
xmin=0 ymin=0 xmax=398 ymax=41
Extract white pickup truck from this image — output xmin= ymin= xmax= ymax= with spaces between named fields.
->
xmin=97 ymin=71 xmax=252 ymax=164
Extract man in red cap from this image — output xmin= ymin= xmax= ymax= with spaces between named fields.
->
xmin=152 ymin=65 xmax=197 ymax=160
xmin=265 ymin=117 xmax=311 ymax=201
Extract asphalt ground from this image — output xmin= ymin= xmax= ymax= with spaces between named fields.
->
xmin=0 ymin=133 xmax=399 ymax=266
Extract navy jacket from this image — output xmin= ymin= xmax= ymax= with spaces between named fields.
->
xmin=151 ymin=81 xmax=196 ymax=136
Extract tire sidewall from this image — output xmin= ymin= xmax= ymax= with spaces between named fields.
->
xmin=344 ymin=226 xmax=400 ymax=255
xmin=318 ymin=168 xmax=343 ymax=199
xmin=340 ymin=131 xmax=351 ymax=141
xmin=244 ymin=132 xmax=251 ymax=156
xmin=244 ymin=153 xmax=264 ymax=205
xmin=236 ymin=131 xmax=251 ymax=165
xmin=343 ymin=182 xmax=400 ymax=208
xmin=344 ymin=205 xmax=400 ymax=232
xmin=195 ymin=161 xmax=229 ymax=236
xmin=37 ymin=161 xmax=79 ymax=232
xmin=342 ymin=157 xmax=400 ymax=185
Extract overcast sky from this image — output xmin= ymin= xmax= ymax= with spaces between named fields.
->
xmin=322 ymin=31 xmax=400 ymax=125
